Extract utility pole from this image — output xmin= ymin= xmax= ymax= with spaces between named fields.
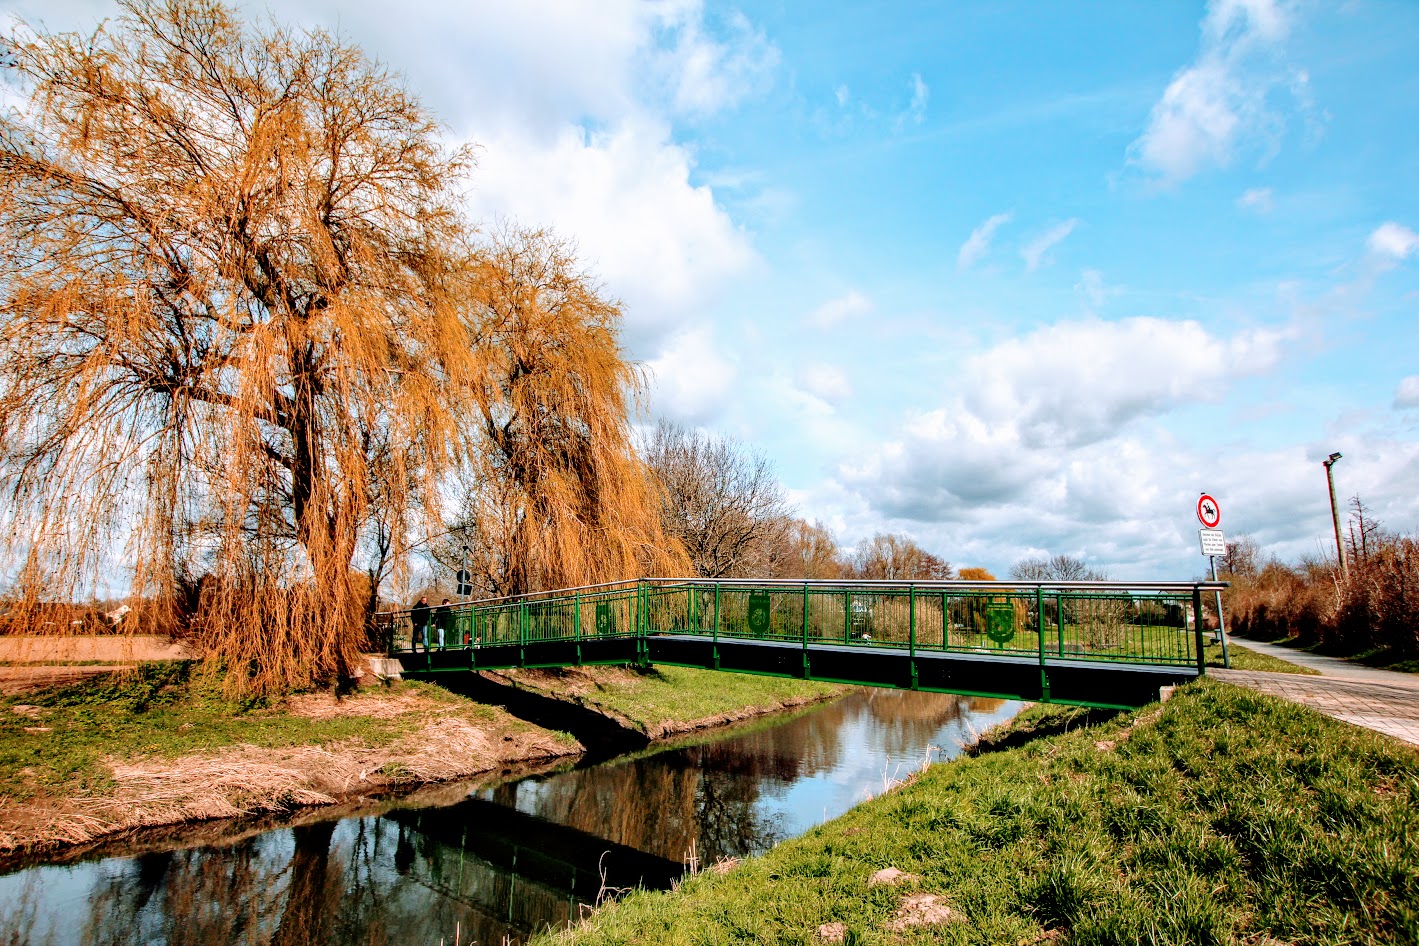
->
xmin=1323 ymin=452 xmax=1347 ymax=577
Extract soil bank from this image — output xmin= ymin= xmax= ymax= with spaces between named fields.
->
xmin=0 ymin=661 xmax=840 ymax=864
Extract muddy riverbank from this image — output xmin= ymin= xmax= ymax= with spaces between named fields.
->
xmin=0 ymin=662 xmax=840 ymax=863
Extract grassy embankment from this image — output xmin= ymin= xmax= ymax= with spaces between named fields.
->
xmin=1204 ymin=639 xmax=1319 ymax=675
xmin=540 ymin=678 xmax=1419 ymax=946
xmin=0 ymin=662 xmax=582 ymax=854
xmin=0 ymin=660 xmax=837 ymax=855
xmin=484 ymin=665 xmax=844 ymax=738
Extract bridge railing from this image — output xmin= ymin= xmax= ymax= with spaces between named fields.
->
xmin=375 ymin=577 xmax=1224 ymax=672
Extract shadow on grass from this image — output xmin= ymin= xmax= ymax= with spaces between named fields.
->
xmin=966 ymin=703 xmax=1125 ymax=757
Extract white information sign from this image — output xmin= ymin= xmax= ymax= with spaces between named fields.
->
xmin=1199 ymin=528 xmax=1226 ymax=557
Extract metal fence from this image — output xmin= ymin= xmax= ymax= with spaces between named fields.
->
xmin=376 ymin=577 xmax=1223 ymax=672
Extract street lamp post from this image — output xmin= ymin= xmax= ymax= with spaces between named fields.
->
xmin=1323 ymin=452 xmax=1347 ymax=577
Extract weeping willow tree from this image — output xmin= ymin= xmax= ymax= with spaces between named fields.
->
xmin=0 ymin=0 xmax=484 ymax=692
xmin=445 ymin=226 xmax=689 ymax=598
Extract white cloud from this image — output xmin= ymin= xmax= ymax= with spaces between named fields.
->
xmin=830 ymin=317 xmax=1293 ymax=547
xmin=905 ymin=72 xmax=929 ymax=125
xmin=1129 ymin=0 xmax=1302 ymax=184
xmin=1397 ymin=376 xmax=1419 ymax=409
xmin=805 ymin=290 xmax=874 ymax=328
xmin=1021 ymin=219 xmax=1079 ymax=272
xmin=835 ymin=84 xmax=850 ymax=107
xmin=645 ymin=327 xmax=736 ymax=423
xmin=960 ymin=317 xmax=1289 ymax=447
xmin=660 ymin=9 xmax=779 ymax=117
xmin=957 ymin=212 xmax=1011 ymax=270
xmin=1367 ymin=222 xmax=1419 ymax=262
xmin=796 ymin=363 xmax=853 ymax=405
xmin=1237 ymin=186 xmax=1274 ymax=213
xmin=1074 ymin=269 xmax=1121 ymax=313
xmin=466 ymin=118 xmax=755 ymax=353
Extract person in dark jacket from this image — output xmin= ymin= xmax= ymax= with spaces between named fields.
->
xmin=433 ymin=598 xmax=453 ymax=650
xmin=409 ymin=596 xmax=431 ymax=653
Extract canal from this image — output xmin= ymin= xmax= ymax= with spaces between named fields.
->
xmin=0 ymin=689 xmax=1020 ymax=945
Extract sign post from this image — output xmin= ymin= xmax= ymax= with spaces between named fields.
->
xmin=1196 ymin=494 xmax=1229 ymax=669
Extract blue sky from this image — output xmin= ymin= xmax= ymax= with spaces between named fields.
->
xmin=8 ymin=0 xmax=1419 ymax=579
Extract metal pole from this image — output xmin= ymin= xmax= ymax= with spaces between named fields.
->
xmin=1209 ymin=554 xmax=1229 ymax=668
xmin=1324 ymin=453 xmax=1348 ymax=577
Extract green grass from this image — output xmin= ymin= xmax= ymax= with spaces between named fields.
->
xmin=596 ymin=666 xmax=840 ymax=728
xmin=539 ymin=679 xmax=1419 ymax=946
xmin=517 ymin=666 xmax=842 ymax=731
xmin=0 ymin=662 xmax=490 ymax=802
xmin=1205 ymin=640 xmax=1319 ymax=674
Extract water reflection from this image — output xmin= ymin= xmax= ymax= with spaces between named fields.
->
xmin=0 ymin=690 xmax=1017 ymax=945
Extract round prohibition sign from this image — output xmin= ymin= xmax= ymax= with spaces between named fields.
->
xmin=1197 ymin=493 xmax=1222 ymax=529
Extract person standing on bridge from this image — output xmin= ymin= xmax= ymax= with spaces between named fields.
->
xmin=434 ymin=598 xmax=453 ymax=650
xmin=410 ymin=596 xmax=431 ymax=653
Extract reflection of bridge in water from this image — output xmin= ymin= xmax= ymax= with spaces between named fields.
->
xmin=388 ymin=796 xmax=684 ymax=908
xmin=383 ymin=578 xmax=1225 ymax=708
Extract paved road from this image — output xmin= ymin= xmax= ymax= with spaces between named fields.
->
xmin=1213 ymin=638 xmax=1419 ymax=748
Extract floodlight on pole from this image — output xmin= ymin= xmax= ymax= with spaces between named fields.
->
xmin=1323 ymin=452 xmax=1347 ymax=577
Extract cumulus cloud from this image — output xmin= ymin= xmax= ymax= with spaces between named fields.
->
xmin=1397 ymin=376 xmax=1419 ymax=409
xmin=1368 ymin=222 xmax=1419 ymax=262
xmin=466 ymin=118 xmax=755 ymax=353
xmin=805 ymin=290 xmax=874 ymax=328
xmin=957 ymin=212 xmax=1011 ymax=270
xmin=1129 ymin=0 xmax=1303 ymax=184
xmin=834 ymin=316 xmax=1292 ymax=538
xmin=645 ymin=327 xmax=737 ymax=423
xmin=963 ymin=317 xmax=1288 ymax=447
xmin=1021 ymin=219 xmax=1079 ymax=272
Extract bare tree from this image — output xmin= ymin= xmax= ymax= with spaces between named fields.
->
xmin=1221 ymin=535 xmax=1263 ymax=579
xmin=769 ymin=518 xmax=846 ymax=579
xmin=850 ymin=533 xmax=951 ymax=581
xmin=641 ymin=420 xmax=790 ymax=579
xmin=0 ymin=0 xmax=492 ymax=692
xmin=1010 ymin=554 xmax=1107 ymax=581
xmin=1346 ymin=495 xmax=1384 ymax=568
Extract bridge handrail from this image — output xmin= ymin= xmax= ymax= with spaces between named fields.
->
xmin=373 ymin=576 xmax=1227 ymax=620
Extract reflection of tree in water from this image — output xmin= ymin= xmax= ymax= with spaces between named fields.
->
xmin=56 ymin=818 xmax=569 ymax=946
xmin=494 ymin=692 xmax=993 ymax=865
xmin=854 ymin=691 xmax=1007 ymax=759
xmin=3 ymin=691 xmax=1012 ymax=946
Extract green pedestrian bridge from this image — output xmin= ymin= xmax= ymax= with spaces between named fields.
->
xmin=379 ymin=577 xmax=1226 ymax=709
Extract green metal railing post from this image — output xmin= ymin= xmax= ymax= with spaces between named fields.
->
xmin=908 ymin=584 xmax=918 ymax=690
xmin=519 ymin=601 xmax=527 ymax=667
xmin=1036 ymin=587 xmax=1049 ymax=701
xmin=1192 ymin=585 xmax=1206 ymax=675
xmin=843 ymin=591 xmax=850 ymax=643
xmin=942 ymin=593 xmax=950 ymax=651
xmin=574 ymin=591 xmax=582 ymax=666
xmin=712 ymin=582 xmax=721 ymax=670
xmin=1056 ymin=593 xmax=1064 ymax=655
xmin=638 ymin=581 xmax=649 ymax=667
xmin=802 ymin=582 xmax=811 ymax=679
